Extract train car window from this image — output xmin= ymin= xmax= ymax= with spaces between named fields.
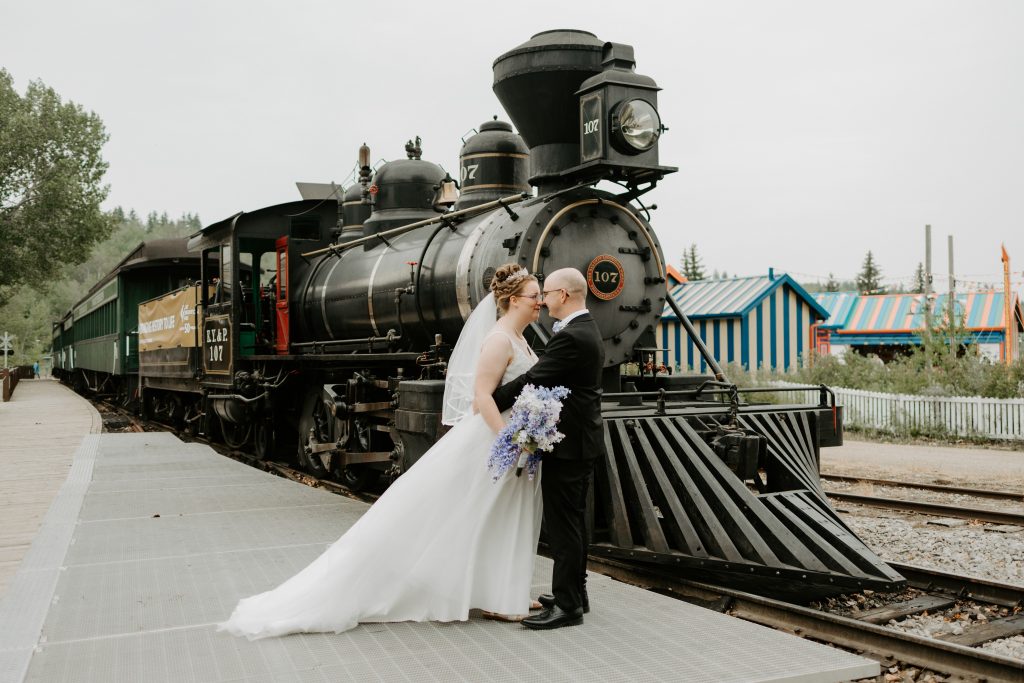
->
xmin=219 ymin=244 xmax=233 ymax=303
xmin=239 ymin=252 xmax=253 ymax=294
xmin=258 ymin=254 xmax=273 ymax=288
xmin=290 ymin=216 xmax=321 ymax=241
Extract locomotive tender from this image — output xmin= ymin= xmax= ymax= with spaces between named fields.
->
xmin=77 ymin=29 xmax=906 ymax=599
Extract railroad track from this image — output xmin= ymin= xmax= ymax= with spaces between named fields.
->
xmin=94 ymin=398 xmax=146 ymax=432
xmin=821 ymin=473 xmax=1024 ymax=526
xmin=890 ymin=562 xmax=1024 ymax=609
xmin=826 ymin=491 xmax=1024 ymax=526
xmin=587 ymin=557 xmax=1024 ymax=682
xmin=822 ymin=474 xmax=1024 ymax=502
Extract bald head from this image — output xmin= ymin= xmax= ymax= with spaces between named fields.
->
xmin=543 ymin=267 xmax=588 ymax=320
xmin=546 ymin=268 xmax=587 ymax=302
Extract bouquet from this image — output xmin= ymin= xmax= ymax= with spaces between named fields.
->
xmin=488 ymin=384 xmax=570 ymax=481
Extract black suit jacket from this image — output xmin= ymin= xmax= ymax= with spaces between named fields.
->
xmin=492 ymin=313 xmax=606 ymax=461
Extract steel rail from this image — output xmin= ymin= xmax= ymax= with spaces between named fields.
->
xmin=586 ymin=556 xmax=1024 ymax=683
xmin=300 ymin=192 xmax=530 ymax=258
xmin=827 ymin=491 xmax=1024 ymax=526
xmin=822 ymin=474 xmax=1024 ymax=502
xmin=890 ymin=562 xmax=1024 ymax=608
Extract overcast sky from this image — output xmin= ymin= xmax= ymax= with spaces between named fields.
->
xmin=3 ymin=0 xmax=1022 ymax=292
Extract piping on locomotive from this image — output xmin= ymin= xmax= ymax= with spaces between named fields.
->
xmin=65 ymin=30 xmax=906 ymax=600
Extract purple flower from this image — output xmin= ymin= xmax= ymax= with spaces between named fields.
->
xmin=488 ymin=384 xmax=570 ymax=480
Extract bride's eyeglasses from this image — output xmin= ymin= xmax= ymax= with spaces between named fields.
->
xmin=515 ymin=293 xmax=542 ymax=301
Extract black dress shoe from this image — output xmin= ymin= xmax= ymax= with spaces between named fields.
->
xmin=537 ymin=592 xmax=590 ymax=614
xmin=522 ymin=605 xmax=583 ymax=630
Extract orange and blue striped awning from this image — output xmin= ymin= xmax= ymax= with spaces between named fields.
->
xmin=834 ymin=291 xmax=1019 ymax=334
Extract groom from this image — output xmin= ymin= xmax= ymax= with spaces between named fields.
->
xmin=492 ymin=267 xmax=606 ymax=630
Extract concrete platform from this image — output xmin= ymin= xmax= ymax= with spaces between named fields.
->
xmin=0 ymin=379 xmax=102 ymax=598
xmin=1 ymin=425 xmax=880 ymax=682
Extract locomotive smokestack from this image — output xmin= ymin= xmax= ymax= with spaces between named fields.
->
xmin=492 ymin=29 xmax=604 ymax=190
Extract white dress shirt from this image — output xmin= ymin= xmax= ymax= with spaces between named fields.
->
xmin=552 ymin=309 xmax=590 ymax=334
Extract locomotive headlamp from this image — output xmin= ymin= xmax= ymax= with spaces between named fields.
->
xmin=570 ymin=41 xmax=676 ymax=181
xmin=611 ymin=99 xmax=661 ymax=153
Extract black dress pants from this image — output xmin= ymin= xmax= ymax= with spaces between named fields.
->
xmin=541 ymin=456 xmax=595 ymax=612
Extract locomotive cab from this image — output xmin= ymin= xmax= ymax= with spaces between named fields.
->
xmin=187 ymin=200 xmax=337 ymax=446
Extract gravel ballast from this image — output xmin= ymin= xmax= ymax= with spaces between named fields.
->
xmin=841 ymin=513 xmax=1024 ymax=586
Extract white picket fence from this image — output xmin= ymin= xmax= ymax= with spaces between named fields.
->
xmin=771 ymin=381 xmax=1024 ymax=441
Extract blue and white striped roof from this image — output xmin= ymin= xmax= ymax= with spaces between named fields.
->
xmin=662 ymin=274 xmax=828 ymax=320
xmin=813 ymin=291 xmax=860 ymax=329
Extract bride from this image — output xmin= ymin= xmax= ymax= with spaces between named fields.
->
xmin=219 ymin=263 xmax=544 ymax=638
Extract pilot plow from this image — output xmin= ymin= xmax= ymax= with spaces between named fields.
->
xmin=589 ymin=391 xmax=906 ymax=600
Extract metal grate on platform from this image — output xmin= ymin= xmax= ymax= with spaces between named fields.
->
xmin=2 ymin=433 xmax=879 ymax=683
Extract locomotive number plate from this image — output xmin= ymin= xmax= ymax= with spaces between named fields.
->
xmin=203 ymin=315 xmax=232 ymax=375
xmin=587 ymin=255 xmax=625 ymax=300
xmin=580 ymin=92 xmax=604 ymax=162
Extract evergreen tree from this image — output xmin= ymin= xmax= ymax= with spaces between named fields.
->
xmin=856 ymin=251 xmax=884 ymax=295
xmin=680 ymin=244 xmax=706 ymax=281
xmin=912 ymin=262 xmax=927 ymax=294
xmin=825 ymin=273 xmax=840 ymax=292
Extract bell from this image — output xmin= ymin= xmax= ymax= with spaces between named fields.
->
xmin=433 ymin=174 xmax=459 ymax=209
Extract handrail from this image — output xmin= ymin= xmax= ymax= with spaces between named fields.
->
xmin=663 ymin=294 xmax=726 ymax=381
xmin=603 ymin=383 xmax=835 ymax=409
xmin=300 ymin=192 xmax=531 ymax=258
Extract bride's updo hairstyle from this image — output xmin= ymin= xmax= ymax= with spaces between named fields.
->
xmin=490 ymin=263 xmax=537 ymax=314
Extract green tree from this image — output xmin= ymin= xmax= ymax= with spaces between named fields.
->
xmin=855 ymin=251 xmax=884 ymax=295
xmin=680 ymin=244 xmax=706 ymax=281
xmin=911 ymin=262 xmax=927 ymax=294
xmin=0 ymin=69 xmax=113 ymax=304
xmin=824 ymin=273 xmax=840 ymax=292
xmin=0 ymin=209 xmax=200 ymax=364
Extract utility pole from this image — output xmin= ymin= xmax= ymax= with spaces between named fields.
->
xmin=925 ymin=225 xmax=932 ymax=296
xmin=1002 ymin=245 xmax=1013 ymax=363
xmin=948 ymin=235 xmax=956 ymax=356
xmin=921 ymin=226 xmax=935 ymax=373
xmin=924 ymin=225 xmax=933 ymax=329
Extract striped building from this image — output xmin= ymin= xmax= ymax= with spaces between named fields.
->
xmin=815 ymin=290 xmax=1024 ymax=362
xmin=657 ymin=271 xmax=828 ymax=372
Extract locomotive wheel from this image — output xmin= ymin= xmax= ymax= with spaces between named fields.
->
xmin=220 ymin=417 xmax=252 ymax=450
xmin=254 ymin=419 xmax=275 ymax=461
xmin=339 ymin=465 xmax=380 ymax=492
xmin=181 ymin=402 xmax=200 ymax=438
xmin=334 ymin=420 xmax=380 ymax=492
xmin=169 ymin=394 xmax=185 ymax=427
xmin=140 ymin=392 xmax=153 ymax=421
xmin=296 ymin=393 xmax=330 ymax=478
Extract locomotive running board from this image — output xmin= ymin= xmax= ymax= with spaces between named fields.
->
xmin=591 ymin=409 xmax=905 ymax=600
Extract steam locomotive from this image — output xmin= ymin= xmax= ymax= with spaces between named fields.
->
xmin=59 ymin=29 xmax=905 ymax=599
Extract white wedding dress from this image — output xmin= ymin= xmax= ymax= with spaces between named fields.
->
xmin=219 ymin=330 xmax=541 ymax=639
